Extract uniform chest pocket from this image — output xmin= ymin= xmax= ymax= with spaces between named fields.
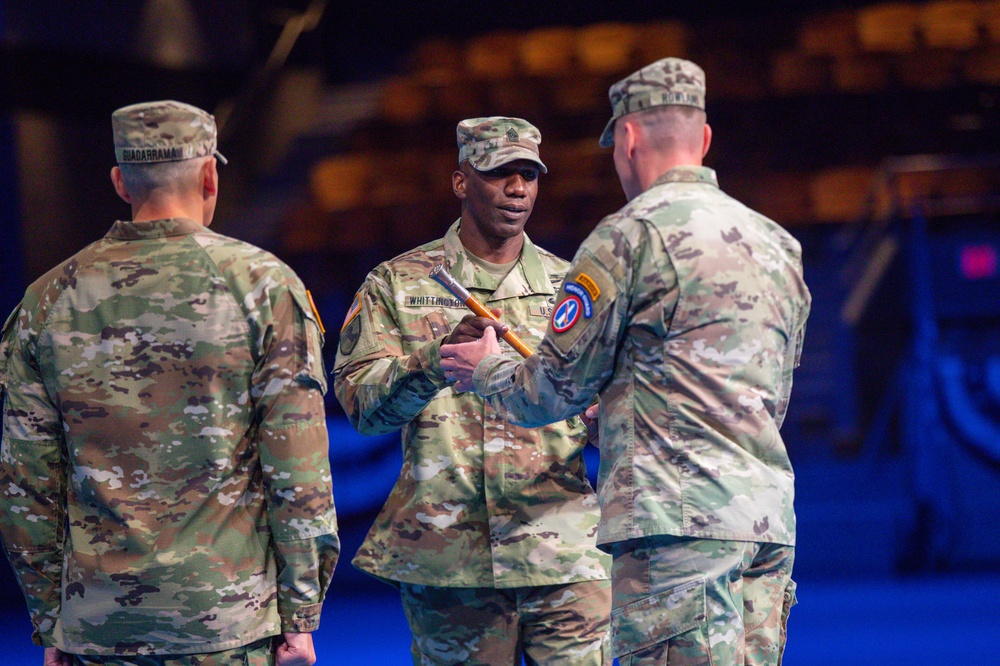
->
xmin=398 ymin=309 xmax=454 ymax=351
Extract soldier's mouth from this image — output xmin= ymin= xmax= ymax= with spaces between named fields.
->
xmin=497 ymin=205 xmax=528 ymax=220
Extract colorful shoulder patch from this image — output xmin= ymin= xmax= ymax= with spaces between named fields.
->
xmin=548 ymin=255 xmax=619 ymax=355
xmin=552 ymin=294 xmax=583 ymax=333
xmin=341 ymin=293 xmax=362 ymax=331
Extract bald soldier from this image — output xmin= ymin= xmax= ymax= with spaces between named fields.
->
xmin=442 ymin=60 xmax=811 ymax=665
xmin=0 ymin=101 xmax=339 ymax=666
xmin=334 ymin=117 xmax=611 ymax=665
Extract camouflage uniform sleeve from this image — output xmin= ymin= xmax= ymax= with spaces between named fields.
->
xmin=249 ymin=274 xmax=340 ymax=633
xmin=474 ymin=216 xmax=675 ymax=426
xmin=333 ymin=268 xmax=448 ymax=435
xmin=0 ymin=300 xmax=67 ymax=647
xmin=775 ymin=278 xmax=810 ymax=430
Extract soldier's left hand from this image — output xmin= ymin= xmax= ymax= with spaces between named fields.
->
xmin=441 ymin=326 xmax=502 ymax=391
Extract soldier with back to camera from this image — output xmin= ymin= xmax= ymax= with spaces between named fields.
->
xmin=442 ymin=60 xmax=812 ymax=666
xmin=0 ymin=100 xmax=339 ymax=666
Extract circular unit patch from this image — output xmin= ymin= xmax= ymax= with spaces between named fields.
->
xmin=552 ymin=295 xmax=583 ymax=333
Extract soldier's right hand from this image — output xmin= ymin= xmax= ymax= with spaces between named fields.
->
xmin=442 ymin=308 xmax=507 ymax=345
xmin=582 ymin=403 xmax=600 ymax=446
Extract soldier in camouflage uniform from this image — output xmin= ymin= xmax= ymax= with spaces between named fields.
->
xmin=334 ymin=117 xmax=611 ymax=665
xmin=0 ymin=101 xmax=339 ymax=666
xmin=441 ymin=60 xmax=811 ymax=665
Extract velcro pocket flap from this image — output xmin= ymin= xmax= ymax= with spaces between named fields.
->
xmin=610 ymin=577 xmax=707 ymax=658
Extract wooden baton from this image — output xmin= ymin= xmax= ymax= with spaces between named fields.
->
xmin=430 ymin=263 xmax=534 ymax=358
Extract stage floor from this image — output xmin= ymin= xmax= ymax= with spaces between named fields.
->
xmin=1 ymin=573 xmax=995 ymax=665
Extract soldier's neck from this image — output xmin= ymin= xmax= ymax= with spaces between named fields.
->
xmin=460 ymin=233 xmax=524 ymax=264
xmin=131 ymin=193 xmax=207 ymax=226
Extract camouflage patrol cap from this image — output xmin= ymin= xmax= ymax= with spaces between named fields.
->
xmin=457 ymin=117 xmax=547 ymax=173
xmin=599 ymin=58 xmax=707 ymax=148
xmin=112 ymin=100 xmax=228 ymax=165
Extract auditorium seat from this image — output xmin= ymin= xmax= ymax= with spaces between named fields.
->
xmin=858 ymin=3 xmax=920 ymax=53
xmin=576 ymin=23 xmax=638 ymax=75
xmin=311 ymin=155 xmax=371 ymax=212
xmin=771 ymin=51 xmax=831 ymax=95
xmin=636 ymin=21 xmax=689 ymax=63
xmin=380 ymin=77 xmax=430 ymax=125
xmin=811 ymin=166 xmax=875 ymax=223
xmin=519 ymin=27 xmax=577 ymax=77
xmin=466 ymin=31 xmax=521 ymax=79
xmin=798 ymin=11 xmax=859 ymax=57
xmin=831 ymin=53 xmax=891 ymax=92
xmin=918 ymin=1 xmax=981 ymax=50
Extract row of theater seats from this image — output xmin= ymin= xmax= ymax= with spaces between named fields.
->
xmin=291 ymin=157 xmax=1000 ymax=257
xmin=284 ymin=1 xmax=1000 ymax=258
xmin=382 ymin=1 xmax=1000 ymax=122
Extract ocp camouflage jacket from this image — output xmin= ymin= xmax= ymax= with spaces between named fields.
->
xmin=334 ymin=221 xmax=609 ymax=588
xmin=474 ymin=167 xmax=811 ymax=549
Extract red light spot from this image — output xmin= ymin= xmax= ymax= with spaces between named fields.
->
xmin=960 ymin=244 xmax=998 ymax=280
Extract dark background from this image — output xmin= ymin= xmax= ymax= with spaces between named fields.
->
xmin=2 ymin=1 xmax=1000 ymax=663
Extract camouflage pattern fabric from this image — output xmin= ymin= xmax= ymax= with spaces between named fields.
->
xmin=399 ymin=579 xmax=611 ymax=666
xmin=609 ymin=537 xmax=796 ymax=665
xmin=473 ymin=165 xmax=811 ymax=549
xmin=334 ymin=220 xmax=609 ymax=588
xmin=0 ymin=217 xmax=339 ymax=655
xmin=457 ymin=117 xmax=548 ymax=173
xmin=599 ymin=58 xmax=707 ymax=148
xmin=70 ymin=637 xmax=275 ymax=666
xmin=113 ymin=100 xmax=227 ymax=165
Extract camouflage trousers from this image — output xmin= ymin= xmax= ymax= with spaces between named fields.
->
xmin=69 ymin=637 xmax=274 ymax=666
xmin=609 ymin=537 xmax=796 ymax=666
xmin=398 ymin=579 xmax=612 ymax=665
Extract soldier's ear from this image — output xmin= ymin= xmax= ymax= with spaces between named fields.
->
xmin=622 ymin=120 xmax=640 ymax=160
xmin=110 ymin=166 xmax=131 ymax=204
xmin=201 ymin=158 xmax=218 ymax=198
xmin=702 ymin=123 xmax=713 ymax=159
xmin=452 ymin=169 xmax=467 ymax=200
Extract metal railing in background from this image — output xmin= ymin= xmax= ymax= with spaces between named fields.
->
xmin=836 ymin=153 xmax=1000 ymax=572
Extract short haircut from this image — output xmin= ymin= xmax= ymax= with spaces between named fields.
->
xmin=118 ymin=157 xmax=207 ymax=200
xmin=630 ymin=105 xmax=706 ymax=154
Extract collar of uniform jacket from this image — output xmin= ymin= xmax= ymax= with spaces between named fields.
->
xmin=441 ymin=219 xmax=556 ymax=301
xmin=652 ymin=165 xmax=719 ymax=189
xmin=106 ymin=217 xmax=204 ymax=240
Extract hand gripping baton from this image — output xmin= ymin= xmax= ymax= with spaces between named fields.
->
xmin=429 ymin=264 xmax=534 ymax=358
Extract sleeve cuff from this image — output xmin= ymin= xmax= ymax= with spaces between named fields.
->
xmin=473 ymin=353 xmax=511 ymax=396
xmin=412 ymin=337 xmax=449 ymax=386
xmin=280 ymin=602 xmax=323 ymax=633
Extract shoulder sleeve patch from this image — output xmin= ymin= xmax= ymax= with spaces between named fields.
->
xmin=549 ymin=254 xmax=618 ymax=356
xmin=290 ymin=286 xmax=328 ymax=393
xmin=336 ymin=288 xmax=383 ymax=363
